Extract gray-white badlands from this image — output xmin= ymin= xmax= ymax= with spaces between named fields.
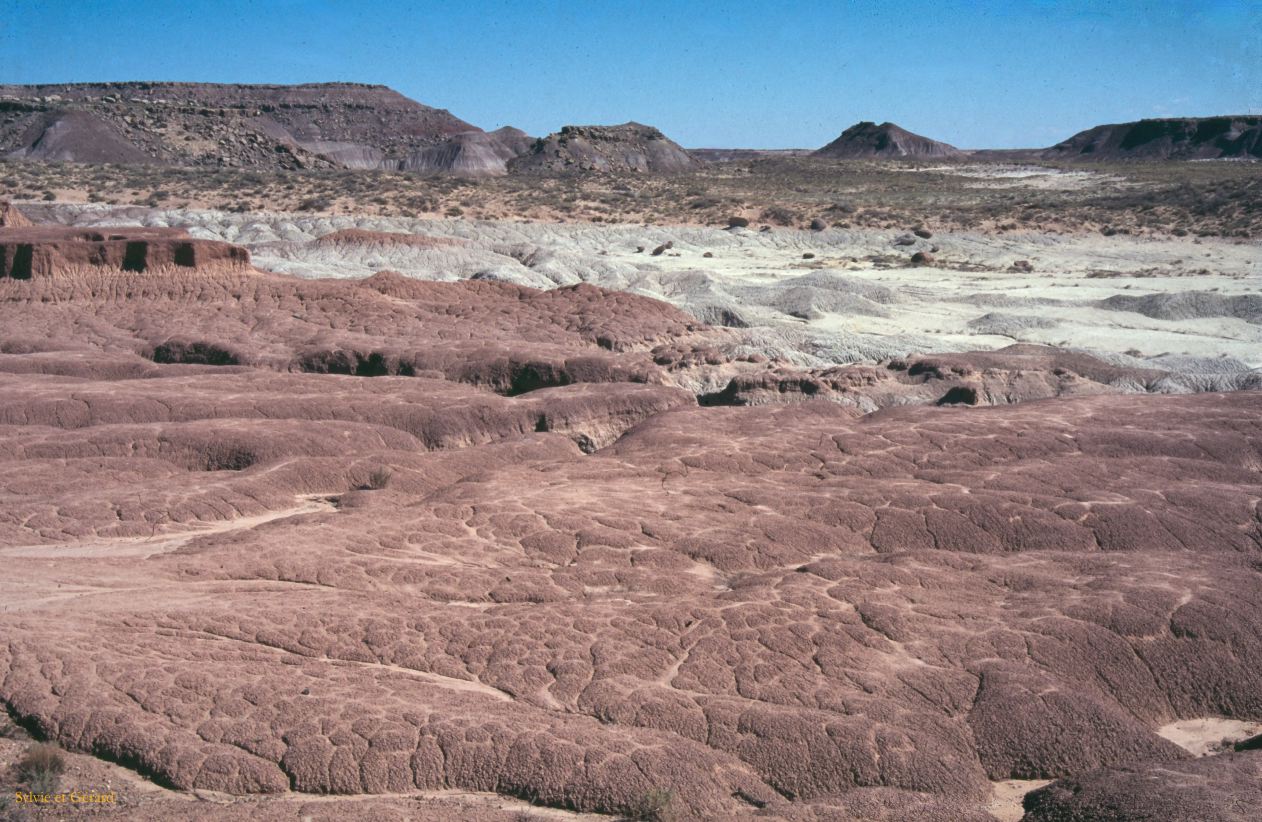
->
xmin=29 ymin=198 xmax=1262 ymax=379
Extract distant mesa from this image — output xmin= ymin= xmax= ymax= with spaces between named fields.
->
xmin=688 ymin=148 xmax=814 ymax=163
xmin=0 ymin=224 xmax=250 ymax=280
xmin=0 ymin=82 xmax=493 ymax=173
xmin=509 ymin=122 xmax=699 ymax=174
xmin=5 ymin=81 xmax=1257 ymax=169
xmin=814 ymin=121 xmax=964 ymax=159
xmin=1044 ymin=116 xmax=1262 ymax=160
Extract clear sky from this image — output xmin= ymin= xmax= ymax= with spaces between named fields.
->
xmin=2 ymin=0 xmax=1258 ymax=149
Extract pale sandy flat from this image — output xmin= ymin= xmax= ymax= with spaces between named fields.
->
xmin=1158 ymin=717 xmax=1262 ymax=756
xmin=987 ymin=779 xmax=1052 ymax=822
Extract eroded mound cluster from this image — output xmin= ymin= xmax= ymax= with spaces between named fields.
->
xmin=1 ymin=219 xmax=1260 ymax=820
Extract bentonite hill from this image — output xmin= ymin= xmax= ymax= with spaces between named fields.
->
xmin=0 ymin=63 xmax=1260 ymax=822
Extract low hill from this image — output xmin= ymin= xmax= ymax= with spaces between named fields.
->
xmin=509 ymin=122 xmax=698 ymax=174
xmin=1044 ymin=116 xmax=1262 ymax=160
xmin=814 ymin=121 xmax=964 ymax=159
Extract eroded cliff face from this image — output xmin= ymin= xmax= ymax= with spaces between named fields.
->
xmin=0 ymin=225 xmax=250 ymax=280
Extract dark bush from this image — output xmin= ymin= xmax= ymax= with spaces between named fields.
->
xmin=17 ymin=743 xmax=65 ymax=795
xmin=624 ymin=787 xmax=675 ymax=821
xmin=362 ymin=467 xmax=393 ymax=491
xmin=759 ymin=205 xmax=797 ymax=226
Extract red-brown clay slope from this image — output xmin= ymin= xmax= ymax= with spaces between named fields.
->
xmin=0 ymin=226 xmax=250 ymax=279
xmin=0 ymin=200 xmax=34 ymax=228
xmin=0 ymin=229 xmax=1260 ymax=820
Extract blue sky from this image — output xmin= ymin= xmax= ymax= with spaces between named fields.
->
xmin=2 ymin=0 xmax=1258 ymax=148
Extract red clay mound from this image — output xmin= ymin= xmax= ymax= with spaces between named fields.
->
xmin=1023 ymin=750 xmax=1262 ymax=820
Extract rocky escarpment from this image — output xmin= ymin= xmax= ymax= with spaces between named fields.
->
xmin=1044 ymin=115 xmax=1262 ymax=160
xmin=0 ymin=82 xmax=526 ymax=173
xmin=814 ymin=121 xmax=965 ymax=159
xmin=509 ymin=122 xmax=699 ymax=173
